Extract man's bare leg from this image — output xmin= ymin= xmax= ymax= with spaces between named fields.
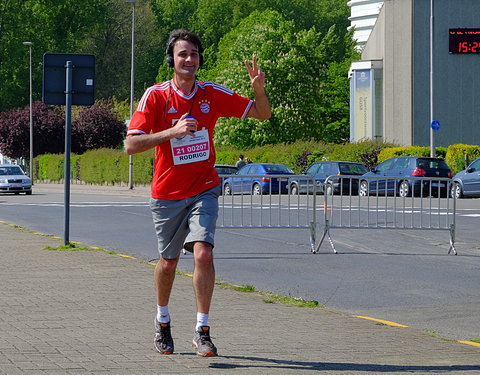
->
xmin=192 ymin=241 xmax=217 ymax=357
xmin=192 ymin=241 xmax=215 ymax=314
xmin=154 ymin=256 xmax=178 ymax=354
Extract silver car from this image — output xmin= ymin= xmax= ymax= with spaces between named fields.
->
xmin=451 ymin=157 xmax=480 ymax=198
xmin=0 ymin=165 xmax=32 ymax=195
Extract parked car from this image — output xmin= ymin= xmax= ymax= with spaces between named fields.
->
xmin=214 ymin=164 xmax=237 ymax=176
xmin=359 ymin=156 xmax=452 ymax=197
xmin=223 ymin=163 xmax=295 ymax=195
xmin=450 ymin=157 xmax=480 ymax=198
xmin=0 ymin=164 xmax=32 ymax=195
xmin=288 ymin=161 xmax=368 ymax=195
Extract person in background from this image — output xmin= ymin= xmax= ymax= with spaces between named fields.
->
xmin=124 ymin=29 xmax=271 ymax=357
xmin=235 ymin=154 xmax=247 ymax=169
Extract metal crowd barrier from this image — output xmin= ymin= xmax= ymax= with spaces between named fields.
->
xmin=316 ymin=175 xmax=457 ymax=255
xmin=216 ymin=174 xmax=457 ymax=255
xmin=217 ymin=174 xmax=318 ymax=252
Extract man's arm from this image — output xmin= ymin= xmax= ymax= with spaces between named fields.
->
xmin=245 ymin=55 xmax=272 ymax=120
xmin=125 ymin=113 xmax=199 ymax=155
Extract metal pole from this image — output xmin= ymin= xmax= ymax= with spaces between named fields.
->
xmin=127 ymin=0 xmax=136 ymax=189
xmin=64 ymin=61 xmax=73 ymax=245
xmin=429 ymin=0 xmax=435 ymax=157
xmin=23 ymin=42 xmax=33 ymax=181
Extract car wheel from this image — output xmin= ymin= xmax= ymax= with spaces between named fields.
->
xmin=450 ymin=182 xmax=463 ymax=199
xmin=399 ymin=181 xmax=410 ymax=197
xmin=223 ymin=184 xmax=232 ymax=195
xmin=26 ymin=191 xmax=32 ymax=195
xmin=252 ymin=184 xmax=262 ymax=195
xmin=289 ymin=183 xmax=298 ymax=195
xmin=359 ymin=181 xmax=368 ymax=196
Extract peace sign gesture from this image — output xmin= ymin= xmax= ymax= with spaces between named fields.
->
xmin=244 ymin=55 xmax=266 ymax=93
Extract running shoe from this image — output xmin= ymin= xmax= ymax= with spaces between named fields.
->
xmin=154 ymin=320 xmax=174 ymax=354
xmin=192 ymin=326 xmax=218 ymax=357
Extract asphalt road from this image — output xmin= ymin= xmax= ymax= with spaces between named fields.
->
xmin=1 ymin=183 xmax=479 ymax=342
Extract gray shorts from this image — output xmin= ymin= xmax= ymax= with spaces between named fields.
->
xmin=149 ymin=185 xmax=221 ymax=259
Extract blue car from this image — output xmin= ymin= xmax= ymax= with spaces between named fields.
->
xmin=359 ymin=156 xmax=453 ymax=197
xmin=223 ymin=163 xmax=295 ymax=195
xmin=451 ymin=157 xmax=480 ymax=198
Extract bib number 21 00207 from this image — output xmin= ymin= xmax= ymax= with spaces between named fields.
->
xmin=170 ymin=128 xmax=210 ymax=165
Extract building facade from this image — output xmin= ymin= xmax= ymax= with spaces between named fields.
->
xmin=349 ymin=0 xmax=480 ymax=147
xmin=347 ymin=0 xmax=384 ymax=50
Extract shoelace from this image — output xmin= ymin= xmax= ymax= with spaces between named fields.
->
xmin=198 ymin=332 xmax=214 ymax=347
xmin=159 ymin=326 xmax=172 ymax=344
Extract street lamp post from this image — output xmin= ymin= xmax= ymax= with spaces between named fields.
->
xmin=429 ymin=0 xmax=436 ymax=157
xmin=23 ymin=41 xmax=33 ymax=181
xmin=125 ymin=0 xmax=136 ymax=189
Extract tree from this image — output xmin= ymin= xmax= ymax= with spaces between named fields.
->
xmin=204 ymin=10 xmax=331 ymax=148
xmin=0 ymin=0 xmax=109 ymax=111
xmin=71 ymin=103 xmax=126 ymax=154
xmin=2 ymin=0 xmax=357 ymax=149
xmin=0 ymin=102 xmax=64 ymax=158
xmin=319 ymin=30 xmax=361 ymax=143
xmin=78 ymin=0 xmax=163 ymax=101
xmin=1 ymin=0 xmax=162 ymax=112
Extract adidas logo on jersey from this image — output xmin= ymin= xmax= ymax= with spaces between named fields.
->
xmin=167 ymin=106 xmax=178 ymax=114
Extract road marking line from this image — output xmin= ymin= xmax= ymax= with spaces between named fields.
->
xmin=457 ymin=340 xmax=480 ymax=348
xmin=117 ymin=254 xmax=135 ymax=259
xmin=353 ymin=315 xmax=409 ymax=327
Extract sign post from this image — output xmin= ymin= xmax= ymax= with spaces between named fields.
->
xmin=43 ymin=53 xmax=95 ymax=245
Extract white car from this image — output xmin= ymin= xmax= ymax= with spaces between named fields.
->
xmin=0 ymin=164 xmax=32 ymax=195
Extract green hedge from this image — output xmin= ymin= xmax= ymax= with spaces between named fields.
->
xmin=35 ymin=148 xmax=154 ymax=185
xmin=33 ymin=141 xmax=480 ymax=184
xmin=35 ymin=154 xmax=80 ymax=181
xmin=445 ymin=144 xmax=480 ymax=174
xmin=378 ymin=146 xmax=447 ymax=162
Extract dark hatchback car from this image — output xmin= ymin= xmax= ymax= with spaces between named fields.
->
xmin=288 ymin=161 xmax=368 ymax=195
xmin=360 ymin=156 xmax=453 ymax=197
xmin=214 ymin=164 xmax=237 ymax=175
xmin=451 ymin=157 xmax=480 ymax=198
xmin=223 ymin=163 xmax=294 ymax=195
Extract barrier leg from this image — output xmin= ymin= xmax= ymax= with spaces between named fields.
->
xmin=309 ymin=221 xmax=316 ymax=254
xmin=314 ymin=219 xmax=337 ymax=254
xmin=448 ymin=224 xmax=457 ymax=255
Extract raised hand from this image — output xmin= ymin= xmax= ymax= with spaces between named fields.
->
xmin=244 ymin=55 xmax=266 ymax=93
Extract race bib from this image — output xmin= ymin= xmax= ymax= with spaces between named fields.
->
xmin=170 ymin=128 xmax=210 ymax=165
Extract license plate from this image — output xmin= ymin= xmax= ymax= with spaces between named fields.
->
xmin=431 ymin=182 xmax=445 ymax=188
xmin=10 ymin=184 xmax=21 ymax=188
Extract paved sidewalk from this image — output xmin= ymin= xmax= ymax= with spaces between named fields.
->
xmin=1 ymin=221 xmax=480 ymax=375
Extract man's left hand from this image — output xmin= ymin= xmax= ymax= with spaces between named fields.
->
xmin=245 ymin=55 xmax=265 ymax=92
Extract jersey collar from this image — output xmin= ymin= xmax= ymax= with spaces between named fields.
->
xmin=170 ymin=79 xmax=198 ymax=100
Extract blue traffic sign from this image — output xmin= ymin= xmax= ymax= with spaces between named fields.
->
xmin=430 ymin=120 xmax=440 ymax=131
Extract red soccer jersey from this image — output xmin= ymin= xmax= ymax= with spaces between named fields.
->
xmin=127 ymin=79 xmax=253 ymax=200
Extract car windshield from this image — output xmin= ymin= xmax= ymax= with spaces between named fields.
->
xmin=0 ymin=166 xmax=23 ymax=175
xmin=417 ymin=159 xmax=449 ymax=170
xmin=263 ymin=165 xmax=293 ymax=173
xmin=339 ymin=163 xmax=367 ymax=175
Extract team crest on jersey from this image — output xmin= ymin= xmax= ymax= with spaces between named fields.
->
xmin=199 ymin=100 xmax=210 ymax=114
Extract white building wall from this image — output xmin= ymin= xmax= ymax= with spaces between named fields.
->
xmin=347 ymin=0 xmax=384 ymax=49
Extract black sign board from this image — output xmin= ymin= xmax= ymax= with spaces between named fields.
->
xmin=449 ymin=28 xmax=480 ymax=54
xmin=42 ymin=53 xmax=95 ymax=105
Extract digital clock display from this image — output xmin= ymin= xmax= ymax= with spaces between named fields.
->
xmin=449 ymin=28 xmax=480 ymax=54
